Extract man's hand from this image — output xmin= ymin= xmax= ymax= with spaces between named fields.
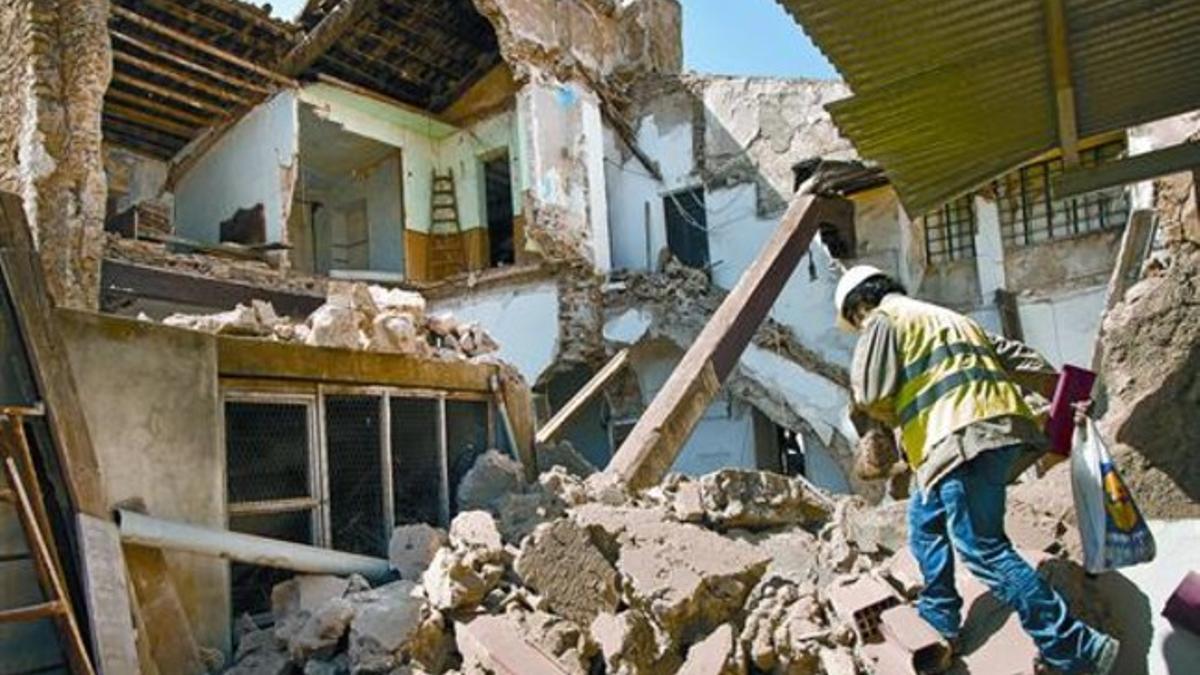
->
xmin=854 ymin=428 xmax=900 ymax=481
xmin=1073 ymin=398 xmax=1093 ymax=427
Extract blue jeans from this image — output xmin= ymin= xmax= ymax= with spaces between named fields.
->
xmin=908 ymin=446 xmax=1109 ymax=673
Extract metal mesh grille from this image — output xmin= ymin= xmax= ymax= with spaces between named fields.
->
xmin=922 ymin=194 xmax=977 ymax=263
xmin=229 ymin=511 xmax=313 ymax=618
xmin=446 ymin=400 xmax=490 ymax=514
xmin=391 ymin=398 xmax=442 ymax=526
xmin=225 ymin=401 xmax=311 ymax=503
xmin=326 ymin=395 xmax=385 ymax=557
xmin=998 ymin=140 xmax=1129 ymax=247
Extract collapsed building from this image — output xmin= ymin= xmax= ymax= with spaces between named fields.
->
xmin=0 ymin=0 xmax=1198 ymax=673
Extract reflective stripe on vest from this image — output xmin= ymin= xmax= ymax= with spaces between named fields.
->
xmin=875 ymin=295 xmax=1034 ymax=468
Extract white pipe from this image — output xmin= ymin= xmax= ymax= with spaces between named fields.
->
xmin=116 ymin=509 xmax=391 ymax=579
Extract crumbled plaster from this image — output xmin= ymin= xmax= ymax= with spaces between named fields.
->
xmin=0 ymin=0 xmax=110 ymax=309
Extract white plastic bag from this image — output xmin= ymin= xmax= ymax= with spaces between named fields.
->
xmin=1070 ymin=419 xmax=1156 ymax=573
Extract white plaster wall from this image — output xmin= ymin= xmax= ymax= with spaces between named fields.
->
xmin=801 ymin=431 xmax=852 ymax=494
xmin=1016 ymin=285 xmax=1107 ymax=368
xmin=175 ymin=90 xmax=299 ymax=243
xmin=438 ymin=110 xmax=523 ymax=234
xmin=428 ymin=279 xmax=560 ymax=384
xmin=518 ymin=82 xmax=612 ymax=269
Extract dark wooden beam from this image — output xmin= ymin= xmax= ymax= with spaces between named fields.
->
xmin=113 ymin=50 xmax=253 ymax=106
xmin=1052 ymin=141 xmax=1200 ymax=199
xmin=605 ymin=194 xmax=854 ymax=489
xmin=112 ymin=29 xmax=272 ymax=95
xmin=111 ymin=6 xmax=294 ymax=86
xmin=104 ymin=103 xmax=198 ymax=138
xmin=100 ymin=260 xmax=325 ymax=319
xmin=111 ymin=71 xmax=231 ymax=117
xmin=105 ymin=87 xmax=216 ymax=128
xmin=276 ymin=0 xmax=381 ymax=77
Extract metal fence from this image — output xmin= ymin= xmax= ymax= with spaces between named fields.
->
xmin=922 ymin=194 xmax=978 ymax=263
xmin=997 ymin=140 xmax=1129 ymax=247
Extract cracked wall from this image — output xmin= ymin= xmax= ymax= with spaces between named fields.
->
xmin=0 ymin=0 xmax=110 ymax=310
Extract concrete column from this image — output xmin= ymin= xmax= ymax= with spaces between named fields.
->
xmin=973 ymin=195 xmax=1007 ymax=300
xmin=0 ymin=0 xmax=110 ymax=310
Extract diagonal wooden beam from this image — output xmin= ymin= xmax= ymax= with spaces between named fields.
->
xmin=276 ymin=0 xmax=381 ymax=77
xmin=536 ymin=349 xmax=630 ymax=446
xmin=1044 ymin=0 xmax=1080 ymax=167
xmin=605 ymin=194 xmax=854 ymax=489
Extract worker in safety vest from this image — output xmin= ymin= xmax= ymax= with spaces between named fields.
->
xmin=836 ymin=265 xmax=1119 ymax=675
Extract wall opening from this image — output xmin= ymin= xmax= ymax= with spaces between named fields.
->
xmin=390 ymin=397 xmax=444 ymax=527
xmin=483 ymin=152 xmax=515 ymax=267
xmin=664 ymin=187 xmax=709 ymax=269
xmin=325 ymin=395 xmax=385 ymax=557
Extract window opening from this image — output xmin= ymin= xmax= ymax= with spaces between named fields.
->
xmin=390 ymin=397 xmax=444 ymax=526
xmin=664 ymin=187 xmax=710 ymax=269
xmin=325 ymin=395 xmax=386 ymax=557
xmin=922 ymin=194 xmax=977 ymax=263
xmin=483 ymin=153 xmax=515 ymax=267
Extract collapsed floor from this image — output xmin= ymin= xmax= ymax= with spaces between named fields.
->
xmin=217 ymin=449 xmax=1117 ymax=675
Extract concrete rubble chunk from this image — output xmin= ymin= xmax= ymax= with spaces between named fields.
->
xmin=369 ymin=285 xmax=426 ymax=320
xmin=677 ymin=624 xmax=743 ymax=675
xmin=456 ymin=613 xmax=572 ymax=675
xmin=450 ymin=510 xmax=504 ymax=551
xmin=825 ymin=575 xmax=900 ymax=643
xmin=302 ymin=653 xmax=348 ymax=675
xmin=346 ymin=580 xmax=435 ymax=673
xmin=389 ymin=523 xmax=449 ymax=580
xmin=305 ymin=304 xmax=362 ymax=350
xmin=228 ymin=625 xmax=293 ymax=675
xmin=816 ymin=646 xmax=857 ymax=675
xmin=738 ymin=581 xmax=824 ymax=674
xmin=698 ymin=469 xmax=829 ymax=530
xmin=515 ymin=519 xmax=621 ymax=625
xmin=590 ymin=610 xmax=679 ymax=675
xmin=457 ymin=450 xmax=526 ymax=512
xmin=272 ymin=575 xmax=352 ymax=621
xmin=421 ymin=546 xmax=506 ymax=612
xmin=878 ymin=605 xmax=951 ymax=674
xmin=536 ymin=440 xmax=598 ymax=477
xmin=164 ymin=303 xmax=270 ymax=336
xmin=615 ymin=519 xmax=770 ymax=642
xmin=288 ymin=597 xmax=356 ymax=662
xmin=496 ymin=490 xmax=567 ymax=545
xmin=539 ymin=466 xmax=590 ymax=506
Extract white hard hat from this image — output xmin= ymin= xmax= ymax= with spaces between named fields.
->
xmin=834 ymin=264 xmax=885 ymax=330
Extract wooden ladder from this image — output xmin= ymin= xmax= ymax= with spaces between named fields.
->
xmin=0 ymin=409 xmax=97 ymax=675
xmin=429 ymin=170 xmax=468 ymax=279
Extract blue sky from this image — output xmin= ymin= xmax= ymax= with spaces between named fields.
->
xmin=267 ymin=0 xmax=836 ymax=80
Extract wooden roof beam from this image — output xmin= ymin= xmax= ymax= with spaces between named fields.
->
xmin=1045 ymin=0 xmax=1080 ymax=168
xmin=104 ymin=103 xmax=199 ymax=139
xmin=113 ymin=50 xmax=254 ymax=106
xmin=105 ymin=87 xmax=217 ymax=127
xmin=111 ymin=71 xmax=230 ymax=117
xmin=111 ymin=6 xmax=294 ymax=86
xmin=276 ymin=0 xmax=381 ymax=77
xmin=112 ymin=30 xmax=272 ymax=95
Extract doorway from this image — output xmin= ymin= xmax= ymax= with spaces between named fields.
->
xmin=482 ymin=153 xmax=514 ymax=267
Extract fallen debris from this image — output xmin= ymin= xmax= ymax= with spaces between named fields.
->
xmin=218 ymin=450 xmax=1106 ymax=675
xmin=160 ymin=280 xmax=500 ymax=361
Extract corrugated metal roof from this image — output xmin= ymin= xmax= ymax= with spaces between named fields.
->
xmin=777 ymin=0 xmax=1200 ymax=215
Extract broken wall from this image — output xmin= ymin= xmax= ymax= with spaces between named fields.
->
xmin=175 ymin=90 xmax=299 ymax=247
xmin=0 ymin=0 xmax=109 ymax=309
xmin=104 ymin=145 xmax=172 ymax=217
xmin=56 ymin=309 xmax=230 ymax=652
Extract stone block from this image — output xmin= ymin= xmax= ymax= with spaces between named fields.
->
xmin=389 ymin=523 xmax=449 ymax=580
xmin=515 ymin=519 xmax=621 ymax=625
xmin=450 ymin=510 xmax=504 ymax=551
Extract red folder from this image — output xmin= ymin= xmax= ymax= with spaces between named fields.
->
xmin=1045 ymin=364 xmax=1096 ymax=455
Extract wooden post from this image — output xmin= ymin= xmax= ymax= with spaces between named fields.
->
xmin=0 ymin=192 xmax=107 ymax=517
xmin=535 ymin=349 xmax=630 ymax=446
xmin=605 ymin=194 xmax=853 ymax=489
xmin=276 ymin=0 xmax=381 ymax=77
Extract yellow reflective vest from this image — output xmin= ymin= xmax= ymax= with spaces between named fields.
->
xmin=874 ymin=294 xmax=1035 ymax=468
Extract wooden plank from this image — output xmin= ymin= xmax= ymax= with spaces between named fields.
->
xmin=606 ymin=194 xmax=847 ymax=489
xmin=122 ymin=543 xmax=206 ymax=675
xmin=495 ymin=371 xmax=537 ymax=482
xmin=111 ymin=71 xmax=229 ymax=117
xmin=1044 ymin=0 xmax=1079 ymax=167
xmin=216 ymin=336 xmax=497 ymax=393
xmin=994 ymin=288 xmax=1024 ymax=341
xmin=0 ymin=601 xmax=61 ymax=623
xmin=76 ymin=514 xmax=140 ymax=675
xmin=276 ymin=0 xmax=381 ymax=76
xmin=105 ymin=103 xmax=199 ymax=139
xmin=0 ymin=192 xmax=107 ymax=518
xmin=110 ymin=6 xmax=295 ymax=86
xmin=100 ymin=260 xmax=325 ymax=319
xmin=1103 ymin=208 xmax=1155 ymax=312
xmin=113 ymin=50 xmax=254 ymax=106
xmin=111 ymin=30 xmax=272 ymax=95
xmin=535 ymin=349 xmax=629 ymax=446
xmin=1053 ymin=141 xmax=1200 ymax=199
xmin=106 ymin=87 xmax=216 ymax=127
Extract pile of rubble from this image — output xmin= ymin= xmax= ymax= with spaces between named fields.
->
xmin=159 ymin=281 xmax=500 ymax=361
xmin=219 ymin=446 xmax=1107 ymax=675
